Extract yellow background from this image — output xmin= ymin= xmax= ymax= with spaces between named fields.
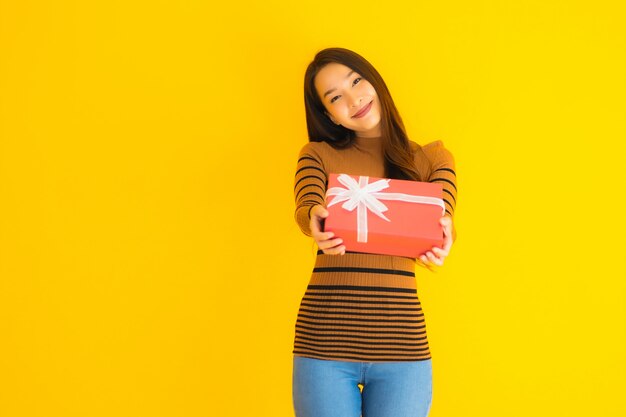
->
xmin=1 ymin=1 xmax=625 ymax=416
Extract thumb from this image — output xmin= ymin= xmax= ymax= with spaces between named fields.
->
xmin=319 ymin=206 xmax=329 ymax=217
xmin=440 ymin=216 xmax=451 ymax=235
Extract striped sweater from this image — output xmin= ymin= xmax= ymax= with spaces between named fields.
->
xmin=292 ymin=134 xmax=457 ymax=362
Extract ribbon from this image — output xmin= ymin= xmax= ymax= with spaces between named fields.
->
xmin=326 ymin=173 xmax=445 ymax=243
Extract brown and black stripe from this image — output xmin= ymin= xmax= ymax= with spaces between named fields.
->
xmin=293 ymin=251 xmax=431 ymax=362
xmin=427 ymin=144 xmax=457 ymax=218
xmin=293 ymin=150 xmax=327 ymax=237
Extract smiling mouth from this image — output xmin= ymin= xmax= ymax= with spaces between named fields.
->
xmin=352 ymin=100 xmax=373 ymax=118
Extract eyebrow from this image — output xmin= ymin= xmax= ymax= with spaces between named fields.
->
xmin=323 ymin=70 xmax=355 ymax=99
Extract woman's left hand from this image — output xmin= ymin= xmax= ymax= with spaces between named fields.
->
xmin=418 ymin=215 xmax=455 ymax=269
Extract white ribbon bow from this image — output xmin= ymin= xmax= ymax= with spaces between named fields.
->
xmin=326 ymin=173 xmax=445 ymax=243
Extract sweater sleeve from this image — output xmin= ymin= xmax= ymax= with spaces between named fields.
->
xmin=293 ymin=143 xmax=328 ymax=237
xmin=426 ymin=140 xmax=457 ymax=219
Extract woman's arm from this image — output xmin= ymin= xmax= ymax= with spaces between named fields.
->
xmin=293 ymin=144 xmax=327 ymax=237
xmin=427 ymin=140 xmax=457 ymax=222
xmin=419 ymin=141 xmax=458 ymax=269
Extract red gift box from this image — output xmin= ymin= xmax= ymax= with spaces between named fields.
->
xmin=322 ymin=173 xmax=445 ymax=258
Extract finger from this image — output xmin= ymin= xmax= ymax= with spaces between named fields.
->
xmin=318 ymin=237 xmax=343 ymax=250
xmin=310 ymin=207 xmax=328 ymax=231
xmin=312 ymin=230 xmax=334 ymax=241
xmin=310 ymin=217 xmax=321 ymax=234
xmin=440 ymin=216 xmax=453 ymax=237
xmin=441 ymin=219 xmax=451 ymax=236
xmin=323 ymin=245 xmax=346 ymax=255
xmin=417 ymin=256 xmax=436 ymax=272
xmin=432 ymin=246 xmax=448 ymax=257
xmin=439 ymin=223 xmax=451 ymax=251
xmin=426 ymin=251 xmax=443 ymax=266
xmin=427 ymin=250 xmax=443 ymax=264
xmin=439 ymin=221 xmax=453 ymax=251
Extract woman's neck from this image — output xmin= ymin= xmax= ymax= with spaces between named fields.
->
xmin=354 ymin=134 xmax=382 ymax=142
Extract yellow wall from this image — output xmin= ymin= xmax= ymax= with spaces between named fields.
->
xmin=1 ymin=1 xmax=624 ymax=416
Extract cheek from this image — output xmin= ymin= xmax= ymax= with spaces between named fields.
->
xmin=326 ymin=106 xmax=338 ymax=119
xmin=329 ymin=108 xmax=347 ymax=122
xmin=363 ymin=81 xmax=376 ymax=95
xmin=332 ymin=105 xmax=348 ymax=118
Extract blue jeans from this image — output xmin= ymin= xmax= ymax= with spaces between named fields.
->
xmin=292 ymin=355 xmax=433 ymax=417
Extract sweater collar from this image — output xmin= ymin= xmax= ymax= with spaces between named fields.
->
xmin=353 ymin=135 xmax=383 ymax=147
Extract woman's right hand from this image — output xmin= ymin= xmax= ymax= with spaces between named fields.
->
xmin=309 ymin=204 xmax=346 ymax=255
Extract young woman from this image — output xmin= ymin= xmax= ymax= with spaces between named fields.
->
xmin=292 ymin=47 xmax=457 ymax=417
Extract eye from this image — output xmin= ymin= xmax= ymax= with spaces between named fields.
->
xmin=329 ymin=77 xmax=362 ymax=104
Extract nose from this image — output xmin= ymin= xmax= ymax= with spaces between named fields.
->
xmin=349 ymin=93 xmax=362 ymax=109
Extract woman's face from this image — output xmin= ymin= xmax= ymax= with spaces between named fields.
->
xmin=314 ymin=62 xmax=382 ymax=138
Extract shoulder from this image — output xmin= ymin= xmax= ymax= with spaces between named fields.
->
xmin=296 ymin=141 xmax=332 ymax=171
xmin=298 ymin=140 xmax=324 ymax=154
xmin=297 ymin=140 xmax=334 ymax=161
xmin=408 ymin=138 xmax=450 ymax=158
xmin=421 ymin=139 xmax=455 ymax=167
xmin=409 ymin=139 xmax=446 ymax=151
xmin=421 ymin=139 xmax=444 ymax=152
